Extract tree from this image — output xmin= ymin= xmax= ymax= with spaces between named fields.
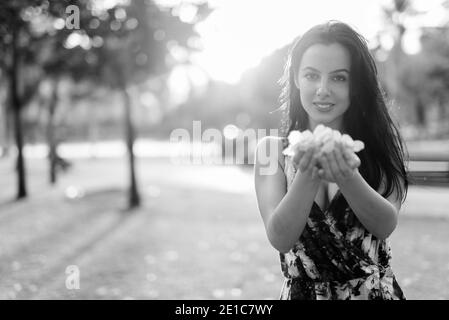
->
xmin=0 ymin=0 xmax=42 ymax=199
xmin=57 ymin=0 xmax=211 ymax=208
xmin=30 ymin=2 xmax=93 ymax=184
xmin=0 ymin=0 xmax=213 ymax=204
xmin=377 ymin=0 xmax=449 ymax=135
xmin=377 ymin=0 xmax=449 ymax=129
xmin=379 ymin=0 xmax=425 ymax=125
xmin=0 ymin=1 xmax=91 ymax=191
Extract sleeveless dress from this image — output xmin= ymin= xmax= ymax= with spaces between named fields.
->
xmin=279 ymin=153 xmax=406 ymax=300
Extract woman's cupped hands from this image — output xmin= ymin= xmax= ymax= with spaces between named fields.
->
xmin=283 ymin=125 xmax=364 ymax=183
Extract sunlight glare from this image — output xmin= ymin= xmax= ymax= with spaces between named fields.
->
xmin=167 ymin=66 xmax=191 ymax=106
xmin=402 ymin=28 xmax=422 ymax=55
xmin=151 ymin=0 xmax=446 ymax=84
xmin=193 ymin=0 xmax=384 ymax=83
xmin=223 ymin=124 xmax=239 ymax=140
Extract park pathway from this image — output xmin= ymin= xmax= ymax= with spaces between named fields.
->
xmin=0 ymin=157 xmax=448 ymax=299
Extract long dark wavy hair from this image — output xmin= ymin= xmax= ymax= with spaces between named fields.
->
xmin=277 ymin=21 xmax=408 ymax=203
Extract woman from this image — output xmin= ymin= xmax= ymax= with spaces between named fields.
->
xmin=254 ymin=21 xmax=408 ymax=300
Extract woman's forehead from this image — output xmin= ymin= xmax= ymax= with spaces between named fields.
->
xmin=299 ymin=43 xmax=351 ymax=72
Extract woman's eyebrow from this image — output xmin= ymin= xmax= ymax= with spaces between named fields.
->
xmin=330 ymin=68 xmax=350 ymax=74
xmin=301 ymin=67 xmax=350 ymax=73
xmin=300 ymin=67 xmax=320 ymax=72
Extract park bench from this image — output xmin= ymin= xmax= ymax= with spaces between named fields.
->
xmin=408 ymin=152 xmax=449 ymax=187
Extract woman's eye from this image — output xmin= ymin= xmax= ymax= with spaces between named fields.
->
xmin=333 ymin=75 xmax=347 ymax=82
xmin=304 ymin=73 xmax=319 ymax=80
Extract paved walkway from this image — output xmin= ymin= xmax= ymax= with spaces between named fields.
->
xmin=0 ymin=158 xmax=448 ymax=299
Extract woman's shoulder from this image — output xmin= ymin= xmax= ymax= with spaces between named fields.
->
xmin=255 ymin=136 xmax=287 ymax=155
xmin=255 ymin=136 xmax=287 ymax=171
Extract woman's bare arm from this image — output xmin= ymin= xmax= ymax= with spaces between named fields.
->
xmin=337 ymin=171 xmax=401 ymax=240
xmin=254 ymin=136 xmax=320 ymax=253
xmin=319 ymin=146 xmax=402 ymax=240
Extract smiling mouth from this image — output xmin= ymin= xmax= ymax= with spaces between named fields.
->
xmin=313 ymin=102 xmax=335 ymax=111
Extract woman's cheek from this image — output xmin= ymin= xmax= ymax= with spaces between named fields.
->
xmin=335 ymin=84 xmax=350 ymax=103
xmin=300 ymin=86 xmax=315 ymax=106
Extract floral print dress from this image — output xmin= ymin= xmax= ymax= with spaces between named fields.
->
xmin=279 ymin=153 xmax=406 ymax=300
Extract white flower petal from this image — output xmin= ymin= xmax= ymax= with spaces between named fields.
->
xmin=302 ymin=130 xmax=313 ymax=140
xmin=322 ymin=139 xmax=335 ymax=153
xmin=332 ymin=130 xmax=342 ymax=142
xmin=315 ymin=127 xmax=333 ymax=143
xmin=353 ymin=140 xmax=365 ymax=152
xmin=313 ymin=124 xmax=326 ymax=135
xmin=341 ymin=134 xmax=354 ymax=148
xmin=282 ymin=146 xmax=295 ymax=156
xmin=287 ymin=130 xmax=303 ymax=145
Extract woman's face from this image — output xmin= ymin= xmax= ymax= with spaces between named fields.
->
xmin=296 ymin=42 xmax=351 ymax=131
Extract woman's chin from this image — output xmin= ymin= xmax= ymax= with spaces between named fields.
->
xmin=308 ymin=114 xmax=343 ymax=130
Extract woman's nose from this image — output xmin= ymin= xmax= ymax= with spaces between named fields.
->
xmin=316 ymin=80 xmax=330 ymax=97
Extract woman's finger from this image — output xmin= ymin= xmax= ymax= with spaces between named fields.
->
xmin=293 ymin=149 xmax=306 ymax=167
xmin=298 ymin=146 xmax=315 ymax=172
xmin=347 ymin=152 xmax=361 ymax=169
xmin=319 ymin=153 xmax=336 ymax=182
xmin=307 ymin=146 xmax=322 ymax=171
xmin=340 ymin=145 xmax=353 ymax=162
xmin=326 ymin=151 xmax=342 ymax=180
xmin=351 ymin=153 xmax=361 ymax=168
xmin=342 ymin=148 xmax=360 ymax=169
xmin=311 ymin=166 xmax=319 ymax=180
xmin=333 ymin=148 xmax=354 ymax=178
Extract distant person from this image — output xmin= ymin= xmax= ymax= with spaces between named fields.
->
xmin=254 ymin=21 xmax=409 ymax=300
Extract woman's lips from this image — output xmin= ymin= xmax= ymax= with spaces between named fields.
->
xmin=313 ymin=102 xmax=335 ymax=111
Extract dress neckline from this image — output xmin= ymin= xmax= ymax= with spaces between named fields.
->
xmin=313 ymin=188 xmax=342 ymax=214
xmin=284 ymin=154 xmax=343 ymax=214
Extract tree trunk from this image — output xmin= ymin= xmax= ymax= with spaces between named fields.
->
xmin=121 ymin=86 xmax=140 ymax=209
xmin=1 ymin=102 xmax=11 ymax=157
xmin=415 ymin=94 xmax=426 ymax=127
xmin=10 ymin=26 xmax=27 ymax=199
xmin=437 ymin=95 xmax=446 ymax=119
xmin=47 ymin=77 xmax=59 ymax=184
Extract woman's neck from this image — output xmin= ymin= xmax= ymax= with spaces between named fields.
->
xmin=308 ymin=119 xmax=345 ymax=132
